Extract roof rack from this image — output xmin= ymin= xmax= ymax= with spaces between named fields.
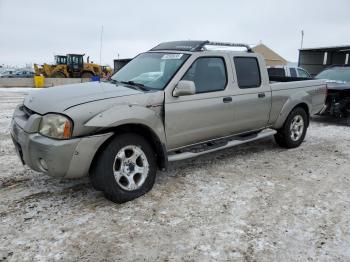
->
xmin=150 ymin=40 xmax=252 ymax=52
xmin=203 ymin=42 xmax=252 ymax=52
xmin=150 ymin=41 xmax=209 ymax=52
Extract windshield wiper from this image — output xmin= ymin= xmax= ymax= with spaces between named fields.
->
xmin=108 ymin=79 xmax=119 ymax=84
xmin=120 ymin=81 xmax=151 ymax=91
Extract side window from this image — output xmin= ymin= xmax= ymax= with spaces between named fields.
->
xmin=290 ymin=68 xmax=297 ymax=77
xmin=297 ymin=68 xmax=310 ymax=78
xmin=233 ymin=57 xmax=261 ymax=88
xmin=267 ymin=67 xmax=285 ymax=77
xmin=182 ymin=57 xmax=227 ymax=93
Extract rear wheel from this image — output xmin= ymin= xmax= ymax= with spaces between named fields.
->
xmin=90 ymin=134 xmax=157 ymax=203
xmin=81 ymin=72 xmax=94 ymax=78
xmin=274 ymin=107 xmax=308 ymax=148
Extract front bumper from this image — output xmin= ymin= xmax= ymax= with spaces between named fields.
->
xmin=10 ymin=120 xmax=113 ymax=178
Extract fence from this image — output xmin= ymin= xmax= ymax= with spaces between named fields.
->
xmin=0 ymin=78 xmax=91 ymax=88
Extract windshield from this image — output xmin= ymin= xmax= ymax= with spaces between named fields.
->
xmin=111 ymin=52 xmax=190 ymax=90
xmin=315 ymin=68 xmax=350 ymax=83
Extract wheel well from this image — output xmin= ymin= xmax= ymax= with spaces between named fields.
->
xmin=294 ymin=103 xmax=310 ymax=126
xmin=90 ymin=124 xmax=168 ymax=174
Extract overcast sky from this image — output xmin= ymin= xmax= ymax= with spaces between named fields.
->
xmin=0 ymin=0 xmax=349 ymax=66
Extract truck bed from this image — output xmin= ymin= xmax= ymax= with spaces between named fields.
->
xmin=269 ymin=75 xmax=312 ymax=83
xmin=270 ymin=79 xmax=325 ymax=91
xmin=268 ymin=79 xmax=327 ymax=126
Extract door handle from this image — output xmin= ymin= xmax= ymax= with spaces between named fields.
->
xmin=258 ymin=92 xmax=266 ymax=98
xmin=223 ymin=97 xmax=232 ymax=103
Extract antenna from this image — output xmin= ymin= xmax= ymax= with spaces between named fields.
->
xmin=300 ymin=30 xmax=304 ymax=49
xmin=99 ymin=25 xmax=104 ymax=65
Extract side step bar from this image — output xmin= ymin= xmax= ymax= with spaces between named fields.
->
xmin=168 ymin=129 xmax=277 ymax=162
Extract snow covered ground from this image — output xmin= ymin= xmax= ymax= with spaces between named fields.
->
xmin=0 ymin=90 xmax=350 ymax=261
xmin=0 ymin=88 xmax=37 ymax=94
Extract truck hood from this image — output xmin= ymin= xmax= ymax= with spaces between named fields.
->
xmin=24 ymin=81 xmax=142 ymax=114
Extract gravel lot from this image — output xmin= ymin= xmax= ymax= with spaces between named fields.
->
xmin=0 ymin=90 xmax=350 ymax=261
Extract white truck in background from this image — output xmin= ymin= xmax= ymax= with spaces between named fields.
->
xmin=268 ymin=65 xmax=311 ymax=78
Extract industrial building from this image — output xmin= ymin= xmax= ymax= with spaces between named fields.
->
xmin=298 ymin=45 xmax=350 ymax=76
xmin=113 ymin=58 xmax=132 ymax=72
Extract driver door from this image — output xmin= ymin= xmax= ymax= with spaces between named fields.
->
xmin=165 ymin=55 xmax=235 ymax=150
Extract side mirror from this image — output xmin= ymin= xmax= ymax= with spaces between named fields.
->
xmin=173 ymin=80 xmax=196 ymax=97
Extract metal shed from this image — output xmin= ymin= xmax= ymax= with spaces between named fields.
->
xmin=298 ymin=45 xmax=350 ymax=76
xmin=113 ymin=58 xmax=132 ymax=73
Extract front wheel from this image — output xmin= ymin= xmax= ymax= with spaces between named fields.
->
xmin=51 ymin=71 xmax=66 ymax=78
xmin=346 ymin=116 xmax=350 ymax=126
xmin=90 ymin=134 xmax=157 ymax=203
xmin=274 ymin=107 xmax=308 ymax=148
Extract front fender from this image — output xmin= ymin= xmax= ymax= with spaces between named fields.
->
xmin=85 ymin=103 xmax=166 ymax=144
xmin=273 ymin=91 xmax=312 ymax=129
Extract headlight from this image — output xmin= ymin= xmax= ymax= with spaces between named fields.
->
xmin=39 ymin=114 xmax=73 ymax=139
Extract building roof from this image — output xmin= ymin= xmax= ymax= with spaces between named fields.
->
xmin=300 ymin=45 xmax=350 ymax=52
xmin=252 ymin=43 xmax=287 ymax=65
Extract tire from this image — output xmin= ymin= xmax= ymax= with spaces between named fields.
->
xmin=90 ymin=133 xmax=157 ymax=203
xmin=51 ymin=71 xmax=66 ymax=78
xmin=346 ymin=116 xmax=350 ymax=126
xmin=81 ymin=72 xmax=94 ymax=78
xmin=274 ymin=107 xmax=308 ymax=148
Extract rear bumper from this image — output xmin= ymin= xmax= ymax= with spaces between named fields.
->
xmin=10 ymin=120 xmax=113 ymax=178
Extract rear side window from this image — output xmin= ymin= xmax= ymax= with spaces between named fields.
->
xmin=234 ymin=57 xmax=261 ymax=88
xmin=290 ymin=67 xmax=297 ymax=77
xmin=267 ymin=68 xmax=285 ymax=77
xmin=182 ymin=57 xmax=227 ymax=93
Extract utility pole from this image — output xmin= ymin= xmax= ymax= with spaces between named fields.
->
xmin=300 ymin=30 xmax=304 ymax=49
xmin=99 ymin=25 xmax=104 ymax=65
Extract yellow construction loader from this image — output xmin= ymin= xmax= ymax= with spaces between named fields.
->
xmin=34 ymin=54 xmax=103 ymax=78
xmin=100 ymin=65 xmax=113 ymax=78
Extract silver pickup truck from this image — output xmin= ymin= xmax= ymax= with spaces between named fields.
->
xmin=11 ymin=41 xmax=327 ymax=203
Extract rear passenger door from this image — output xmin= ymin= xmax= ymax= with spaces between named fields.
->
xmin=231 ymin=56 xmax=272 ymax=133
